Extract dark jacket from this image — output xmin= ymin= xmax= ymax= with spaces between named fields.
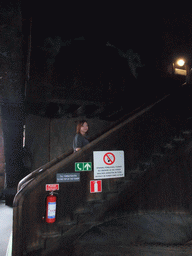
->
xmin=73 ymin=133 xmax=89 ymax=152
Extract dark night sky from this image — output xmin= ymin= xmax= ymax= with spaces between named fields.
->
xmin=21 ymin=2 xmax=192 ymax=80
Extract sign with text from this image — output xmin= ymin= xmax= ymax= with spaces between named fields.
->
xmin=75 ymin=162 xmax=92 ymax=171
xmin=93 ymin=151 xmax=124 ymax=179
xmin=56 ymin=173 xmax=80 ymax=182
xmin=46 ymin=184 xmax=59 ymax=191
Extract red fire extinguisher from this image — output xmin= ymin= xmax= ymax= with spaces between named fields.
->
xmin=45 ymin=191 xmax=57 ymax=223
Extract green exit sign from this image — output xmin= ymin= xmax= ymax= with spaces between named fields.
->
xmin=75 ymin=162 xmax=92 ymax=171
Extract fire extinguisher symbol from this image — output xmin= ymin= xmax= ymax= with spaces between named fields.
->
xmin=94 ymin=181 xmax=98 ymax=192
xmin=90 ymin=180 xmax=102 ymax=193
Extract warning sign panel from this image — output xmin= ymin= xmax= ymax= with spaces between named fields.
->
xmin=46 ymin=184 xmax=59 ymax=191
xmin=93 ymin=151 xmax=124 ymax=179
xmin=90 ymin=180 xmax=102 ymax=193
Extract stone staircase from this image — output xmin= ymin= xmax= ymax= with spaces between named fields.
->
xmin=66 ymin=129 xmax=192 ymax=228
xmin=68 ymin=130 xmax=192 ymax=256
xmin=13 ymin=88 xmax=192 ymax=256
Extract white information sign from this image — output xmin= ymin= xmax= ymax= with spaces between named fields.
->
xmin=93 ymin=150 xmax=124 ymax=179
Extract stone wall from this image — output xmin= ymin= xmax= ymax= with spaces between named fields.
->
xmin=0 ymin=112 xmax=5 ymax=195
xmin=0 ymin=112 xmax=115 ymax=190
xmin=25 ymin=114 xmax=114 ymax=171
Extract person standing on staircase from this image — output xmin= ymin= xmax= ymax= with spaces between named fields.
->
xmin=73 ymin=120 xmax=89 ymax=152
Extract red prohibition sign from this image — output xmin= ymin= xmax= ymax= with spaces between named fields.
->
xmin=103 ymin=152 xmax=115 ymax=165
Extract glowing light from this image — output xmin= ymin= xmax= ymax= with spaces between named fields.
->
xmin=177 ymin=59 xmax=185 ymax=66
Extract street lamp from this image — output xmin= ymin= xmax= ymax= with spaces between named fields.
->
xmin=177 ymin=59 xmax=185 ymax=67
xmin=173 ymin=58 xmax=188 ymax=76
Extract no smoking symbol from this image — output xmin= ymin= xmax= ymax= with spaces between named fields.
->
xmin=103 ymin=152 xmax=115 ymax=165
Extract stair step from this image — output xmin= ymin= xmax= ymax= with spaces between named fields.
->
xmin=104 ymin=192 xmax=118 ymax=200
xmin=161 ymin=143 xmax=175 ymax=153
xmin=182 ymin=130 xmax=192 ymax=140
xmin=116 ymin=179 xmax=131 ymax=189
xmin=86 ymin=199 xmax=107 ymax=206
xmin=139 ymin=161 xmax=154 ymax=171
xmin=172 ymin=136 xmax=185 ymax=142
xmin=152 ymin=153 xmax=164 ymax=164
xmin=152 ymin=152 xmax=164 ymax=158
xmin=163 ymin=143 xmax=174 ymax=148
xmin=119 ymin=180 xmax=133 ymax=191
xmin=74 ymin=207 xmax=91 ymax=215
xmin=182 ymin=130 xmax=192 ymax=134
xmin=129 ymin=171 xmax=144 ymax=180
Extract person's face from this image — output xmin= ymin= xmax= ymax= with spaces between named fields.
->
xmin=80 ymin=122 xmax=88 ymax=135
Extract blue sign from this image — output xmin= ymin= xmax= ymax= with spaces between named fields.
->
xmin=56 ymin=173 xmax=80 ymax=182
